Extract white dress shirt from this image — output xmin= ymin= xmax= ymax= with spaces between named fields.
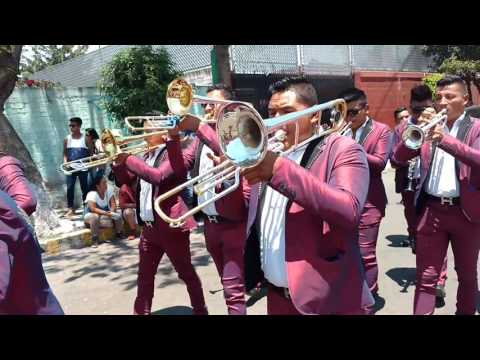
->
xmin=343 ymin=117 xmax=370 ymax=143
xmin=257 ymin=145 xmax=307 ymax=288
xmin=425 ymin=112 xmax=465 ymax=198
xmin=198 ymin=145 xmax=219 ymax=216
xmin=139 ymin=146 xmax=165 ymax=222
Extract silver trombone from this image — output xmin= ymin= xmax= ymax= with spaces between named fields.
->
xmin=154 ymin=99 xmax=348 ymax=228
xmin=403 ymin=109 xmax=448 ymax=150
xmin=125 ymin=116 xmax=182 ymax=133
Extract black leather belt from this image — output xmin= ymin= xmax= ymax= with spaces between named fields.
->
xmin=426 ymin=194 xmax=460 ymax=206
xmin=267 ymin=282 xmax=291 ymax=300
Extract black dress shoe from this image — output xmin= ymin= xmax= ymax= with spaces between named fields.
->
xmin=436 ymin=284 xmax=446 ymax=299
xmin=410 ymin=237 xmax=416 ymax=254
xmin=400 ymin=238 xmax=411 ymax=247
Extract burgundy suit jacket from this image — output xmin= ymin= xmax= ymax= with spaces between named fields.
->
xmin=358 ymin=118 xmax=392 ymax=216
xmin=390 ymin=117 xmax=416 ymax=194
xmin=392 ymin=115 xmax=480 ymax=223
xmin=182 ymin=123 xmax=250 ymax=222
xmin=246 ymin=133 xmax=374 ymax=314
xmin=0 ymin=155 xmax=37 ymax=215
xmin=112 ymin=138 xmax=196 ymax=233
xmin=0 ymin=191 xmax=63 ymax=314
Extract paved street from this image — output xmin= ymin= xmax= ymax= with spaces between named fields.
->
xmin=43 ymin=168 xmax=479 ymax=315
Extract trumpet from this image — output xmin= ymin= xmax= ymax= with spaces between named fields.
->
xmin=405 ymin=156 xmax=419 ymax=192
xmin=403 ymin=109 xmax=447 ymax=150
xmin=60 ymin=129 xmax=163 ymax=175
xmin=154 ymin=98 xmax=348 ymax=227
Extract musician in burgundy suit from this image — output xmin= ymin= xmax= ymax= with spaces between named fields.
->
xmin=390 ymin=85 xmax=449 ymax=303
xmin=0 ymin=153 xmax=37 ymax=216
xmin=0 ymin=190 xmax=64 ymax=315
xmin=392 ymin=75 xmax=480 ymax=315
xmin=174 ymin=85 xmax=250 ymax=315
xmin=338 ymin=88 xmax=392 ymax=309
xmin=242 ymin=76 xmax=374 ymax=315
xmin=112 ymin=122 xmax=207 ymax=315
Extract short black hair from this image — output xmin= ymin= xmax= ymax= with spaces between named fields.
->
xmin=85 ymin=128 xmax=99 ymax=140
xmin=436 ymin=75 xmax=468 ymax=94
xmin=337 ymin=87 xmax=367 ymax=104
xmin=269 ymin=76 xmax=318 ymax=107
xmin=207 ymin=83 xmax=233 ymax=100
xmin=394 ymin=107 xmax=408 ymax=118
xmin=69 ymin=117 xmax=82 ymax=126
xmin=91 ymin=174 xmax=105 ymax=192
xmin=410 ymin=84 xmax=432 ymax=103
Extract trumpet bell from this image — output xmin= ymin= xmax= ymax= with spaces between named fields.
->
xmin=216 ymin=102 xmax=266 ymax=168
xmin=404 ymin=125 xmax=424 ymax=150
xmin=166 ymin=79 xmax=193 ymax=116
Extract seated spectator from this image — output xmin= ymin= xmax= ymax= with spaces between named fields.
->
xmin=84 ymin=175 xmax=123 ymax=247
xmin=119 ymin=181 xmax=138 ymax=241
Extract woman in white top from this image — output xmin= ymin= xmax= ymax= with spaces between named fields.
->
xmin=85 ymin=128 xmax=107 ymax=190
xmin=84 ymin=175 xmax=123 ymax=247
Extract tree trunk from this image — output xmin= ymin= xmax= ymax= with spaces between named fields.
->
xmin=213 ymin=45 xmax=232 ymax=88
xmin=1 ymin=45 xmax=61 ymax=238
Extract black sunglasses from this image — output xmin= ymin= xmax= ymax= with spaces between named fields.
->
xmin=347 ymin=107 xmax=365 ymax=117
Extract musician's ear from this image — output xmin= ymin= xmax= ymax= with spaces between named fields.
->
xmin=310 ymin=110 xmax=322 ymax=126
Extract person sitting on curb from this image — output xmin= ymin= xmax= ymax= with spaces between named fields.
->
xmin=119 ymin=181 xmax=138 ymax=241
xmin=83 ymin=174 xmax=123 ymax=247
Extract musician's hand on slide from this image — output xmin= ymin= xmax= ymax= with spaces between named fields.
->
xmin=178 ymin=114 xmax=201 ymax=132
xmin=167 ymin=126 xmax=181 ymax=139
xmin=243 ymin=151 xmax=279 ymax=185
xmin=114 ymin=153 xmax=130 ymax=166
xmin=206 ymin=153 xmax=226 ymax=166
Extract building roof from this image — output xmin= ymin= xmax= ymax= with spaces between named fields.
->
xmin=30 ymin=45 xmax=213 ymax=87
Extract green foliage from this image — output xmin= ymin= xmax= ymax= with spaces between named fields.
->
xmin=422 ymin=73 xmax=444 ymax=97
xmin=438 ymin=58 xmax=480 ymax=81
xmin=20 ymin=45 xmax=89 ymax=76
xmin=99 ymin=46 xmax=182 ymax=126
xmin=423 ymin=45 xmax=480 ymax=67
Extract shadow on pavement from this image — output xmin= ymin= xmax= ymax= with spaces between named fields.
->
xmin=151 ymin=306 xmax=193 ymax=315
xmin=386 ymin=267 xmax=416 ymax=293
xmin=385 ymin=234 xmax=409 ymax=248
xmin=43 ymin=237 xmax=213 ymax=292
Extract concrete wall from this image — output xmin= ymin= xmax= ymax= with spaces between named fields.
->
xmin=4 ymin=87 xmax=110 ymax=207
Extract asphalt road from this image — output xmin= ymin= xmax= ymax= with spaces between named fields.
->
xmin=43 ymin=168 xmax=478 ymax=315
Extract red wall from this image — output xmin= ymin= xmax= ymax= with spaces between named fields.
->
xmin=354 ymin=71 xmax=480 ymax=129
xmin=354 ymin=71 xmax=426 ymax=129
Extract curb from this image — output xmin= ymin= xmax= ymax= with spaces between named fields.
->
xmin=40 ymin=224 xmax=141 ymax=256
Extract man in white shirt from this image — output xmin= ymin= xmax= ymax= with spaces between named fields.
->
xmin=392 ymin=75 xmax=480 ymax=315
xmin=176 ymin=85 xmax=251 ymax=315
xmin=113 ymin=120 xmax=207 ymax=315
xmin=242 ymin=77 xmax=373 ymax=315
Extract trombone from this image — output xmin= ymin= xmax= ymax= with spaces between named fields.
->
xmin=154 ymin=98 xmax=348 ymax=228
xmin=166 ymin=78 xmax=237 ymax=122
xmin=403 ymin=109 xmax=447 ymax=150
xmin=60 ymin=129 xmax=164 ymax=175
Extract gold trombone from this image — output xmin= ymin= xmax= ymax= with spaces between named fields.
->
xmin=154 ymin=98 xmax=348 ymax=227
xmin=60 ymin=129 xmax=164 ymax=175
